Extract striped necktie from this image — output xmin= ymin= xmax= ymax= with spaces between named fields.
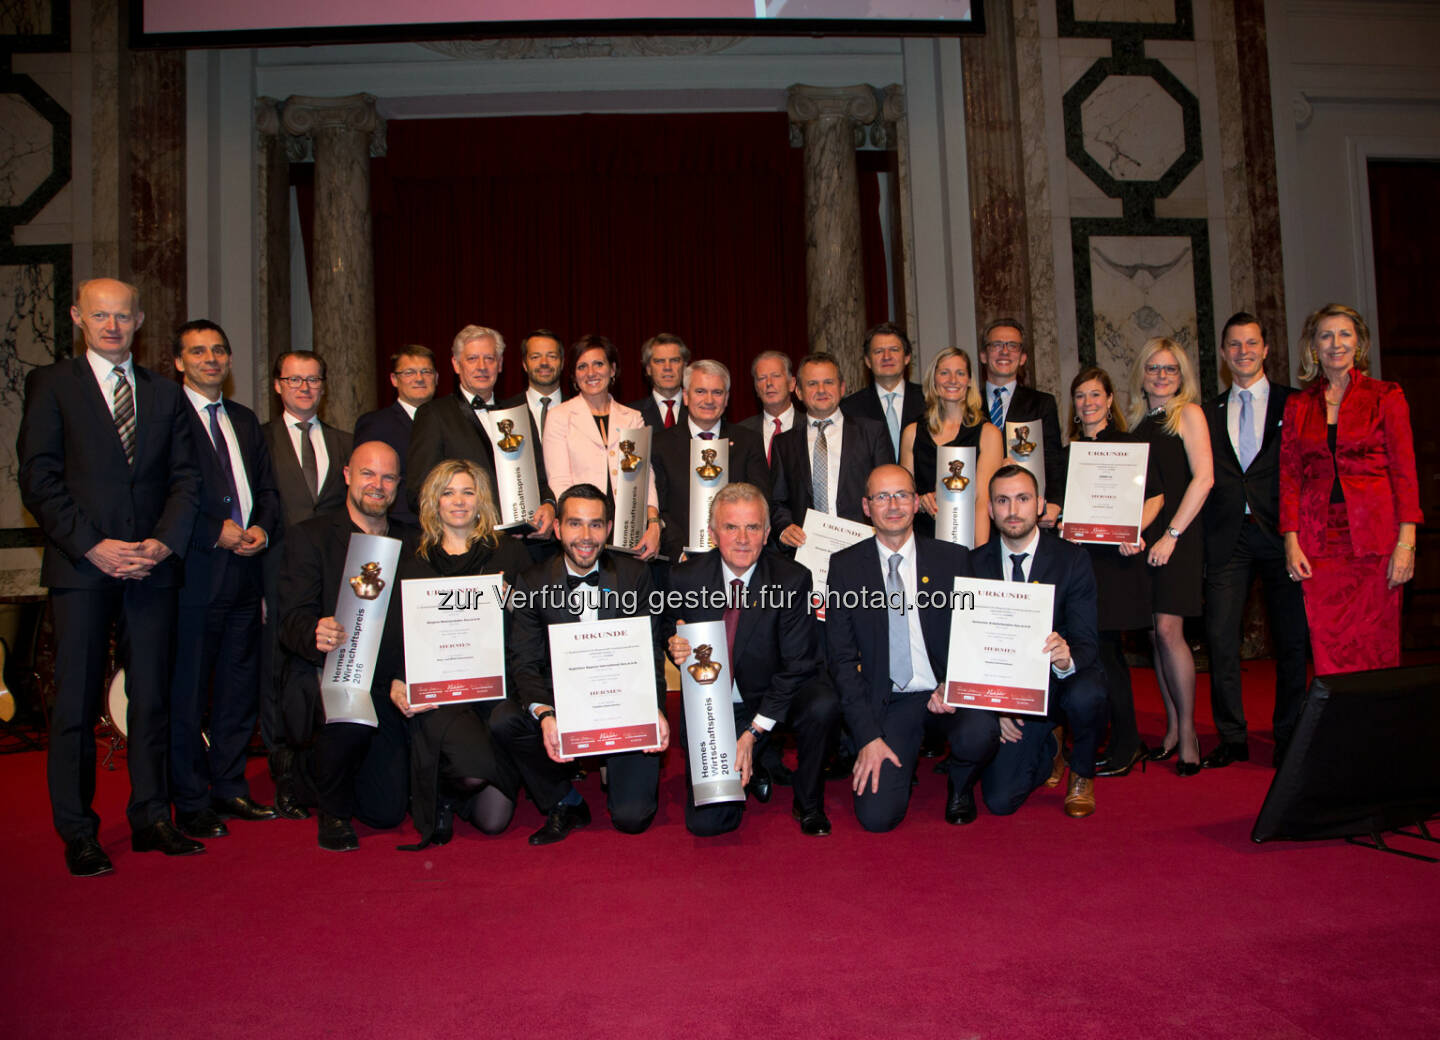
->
xmin=112 ymin=366 xmax=136 ymax=465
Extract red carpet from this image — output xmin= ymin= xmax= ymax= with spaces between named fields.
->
xmin=4 ymin=662 xmax=1438 ymax=1039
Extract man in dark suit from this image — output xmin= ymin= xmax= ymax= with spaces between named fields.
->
xmin=406 ymin=324 xmax=556 ymax=537
xmin=840 ymin=322 xmax=924 ymax=460
xmin=353 ymin=344 xmax=438 ymax=525
xmin=168 ymin=320 xmax=282 ymax=839
xmin=628 ymin=332 xmax=689 ymax=430
xmin=497 ymin=328 xmax=566 ymax=435
xmin=489 ymin=484 xmax=670 ymax=845
xmin=662 ymin=483 xmax=838 ymax=836
xmin=277 ymin=440 xmax=416 ymax=851
xmin=772 ymin=352 xmax=894 ymax=548
xmin=1201 ymin=312 xmax=1309 ymax=769
xmin=18 ymin=277 xmax=201 ymax=876
xmin=825 ymin=464 xmax=971 ymax=831
xmin=737 ymin=350 xmax=798 ymax=466
xmin=942 ymin=465 xmax=1107 ymax=819
xmin=980 ymin=318 xmax=1063 ymax=525
xmin=652 ymin=359 xmax=771 ymax=562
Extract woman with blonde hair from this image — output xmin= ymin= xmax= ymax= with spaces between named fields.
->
xmin=378 ymin=459 xmax=530 ymax=848
xmin=1280 ymin=304 xmax=1421 ymax=675
xmin=1127 ymin=338 xmax=1213 ymax=775
xmin=899 ymin=347 xmax=1004 ymax=544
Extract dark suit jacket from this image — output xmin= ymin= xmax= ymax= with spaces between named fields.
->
xmin=407 ymin=391 xmax=554 ymax=520
xmin=651 ymin=421 xmax=772 ymax=560
xmin=506 ymin=552 xmax=666 ymax=711
xmin=178 ymin=397 xmax=281 ymax=607
xmin=263 ymin=415 xmax=351 ymax=529
xmin=1201 ymin=382 xmax=1294 ymax=565
xmin=662 ymin=549 xmax=823 ymax=723
xmin=970 ymin=533 xmax=1099 ymax=680
xmin=355 ymin=400 xmax=417 ymax=523
xmin=628 ymin=393 xmax=687 ymax=431
xmin=840 ymin=381 xmax=925 ymax=433
xmin=18 ymin=356 xmax=199 ymax=589
xmin=825 ymin=535 xmax=972 ymax=748
xmin=1003 ymin=384 xmax=1064 ymax=497
xmin=770 ymin=413 xmax=894 ymax=535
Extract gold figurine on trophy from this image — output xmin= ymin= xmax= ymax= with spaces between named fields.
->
xmin=1010 ymin=425 xmax=1036 ymax=456
xmin=495 ymin=417 xmax=524 ymax=453
xmin=942 ymin=458 xmax=970 ymax=492
xmin=687 ymin=644 xmax=724 ymax=685
xmin=349 ymin=561 xmax=386 ymax=600
xmin=695 ymin=447 xmax=724 ymax=481
xmin=619 ymin=440 xmax=642 ymax=472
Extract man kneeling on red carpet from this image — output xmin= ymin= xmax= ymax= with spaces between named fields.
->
xmin=936 ymin=466 xmax=1107 ymax=819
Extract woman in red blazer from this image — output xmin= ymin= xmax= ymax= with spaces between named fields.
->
xmin=1279 ymin=304 xmax=1422 ymax=674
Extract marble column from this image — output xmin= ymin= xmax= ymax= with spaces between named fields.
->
xmin=281 ymin=94 xmax=383 ymax=431
xmin=787 ymin=84 xmax=878 ymax=389
xmin=961 ymin=0 xmax=1033 ymax=339
xmin=255 ymin=97 xmax=293 ymax=423
xmin=879 ymin=84 xmax=920 ymax=342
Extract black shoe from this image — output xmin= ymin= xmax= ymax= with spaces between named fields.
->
xmin=529 ymin=800 xmax=592 ymax=846
xmin=792 ymin=806 xmax=832 ymax=836
xmin=747 ymin=765 xmax=773 ymax=804
xmin=273 ymin=783 xmax=310 ymax=820
xmin=1147 ymin=742 xmax=1178 ymax=762
xmin=132 ymin=820 xmax=206 ymax=856
xmin=919 ymin=734 xmax=946 ymax=759
xmin=176 ymin=807 xmax=229 ymax=839
xmin=1202 ymin=741 xmax=1249 ymax=769
xmin=318 ymin=813 xmax=359 ymax=852
xmin=766 ymin=760 xmax=795 ymax=786
xmin=824 ymin=752 xmax=857 ymax=781
xmin=1094 ymin=744 xmax=1149 ymax=778
xmin=213 ymin=795 xmax=278 ymax=821
xmin=433 ymin=798 xmax=456 ymax=846
xmin=945 ymin=778 xmax=978 ymax=825
xmin=64 ymin=837 xmax=114 ymax=878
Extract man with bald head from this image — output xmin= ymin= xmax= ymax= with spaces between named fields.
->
xmin=19 ymin=277 xmax=201 ymax=876
xmin=275 ymin=440 xmax=418 ymax=850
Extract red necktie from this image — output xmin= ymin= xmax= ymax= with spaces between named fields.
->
xmin=769 ymin=417 xmax=781 ymax=465
xmin=724 ymin=578 xmax=743 ymax=661
xmin=664 ymin=399 xmax=675 ymax=428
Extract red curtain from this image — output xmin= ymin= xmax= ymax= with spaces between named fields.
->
xmin=369 ymin=113 xmax=809 ymax=416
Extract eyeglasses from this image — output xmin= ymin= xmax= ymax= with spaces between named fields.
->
xmin=984 ymin=341 xmax=1023 ymax=354
xmin=278 ymin=375 xmax=325 ymax=388
xmin=1144 ymin=364 xmax=1180 ymax=377
xmin=867 ymin=491 xmax=916 ymax=506
xmin=396 ymin=368 xmax=437 ymax=379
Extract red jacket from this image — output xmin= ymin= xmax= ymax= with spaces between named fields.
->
xmin=1279 ymin=369 xmax=1423 ymax=557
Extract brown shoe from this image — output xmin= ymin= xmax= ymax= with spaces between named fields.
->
xmin=1064 ymin=774 xmax=1095 ymax=818
xmin=1045 ymin=728 xmax=1067 ymax=788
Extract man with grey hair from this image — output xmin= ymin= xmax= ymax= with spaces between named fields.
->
xmin=629 ymin=332 xmax=690 ymax=430
xmin=738 ymin=350 xmax=798 ymax=466
xmin=652 ymin=359 xmax=769 ymax=562
xmin=406 ymin=323 xmax=556 ymax=537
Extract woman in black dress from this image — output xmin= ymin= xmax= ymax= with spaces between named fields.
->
xmin=900 ymin=346 xmax=1004 ymax=545
xmin=1126 ymin=339 xmax=1214 ymax=775
xmin=380 ymin=459 xmax=529 ymax=848
xmin=1057 ymin=367 xmax=1163 ymax=777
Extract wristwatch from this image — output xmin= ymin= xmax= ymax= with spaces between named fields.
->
xmin=1167 ymin=526 xmax=1181 ymax=539
xmin=534 ymin=708 xmax=556 ymax=723
xmin=745 ymin=723 xmax=765 ymax=742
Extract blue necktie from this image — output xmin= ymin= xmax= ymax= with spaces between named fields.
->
xmin=883 ymin=391 xmax=901 ymax=458
xmin=1010 ymin=552 xmax=1028 ymax=583
xmin=1237 ymin=388 xmax=1258 ymax=470
xmin=207 ymin=403 xmax=244 ymax=525
xmin=887 ymin=553 xmax=912 ymax=691
xmin=990 ymin=386 xmax=1005 ymax=428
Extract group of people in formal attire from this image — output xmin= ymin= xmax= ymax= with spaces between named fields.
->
xmin=18 ymin=278 xmax=1422 ymax=876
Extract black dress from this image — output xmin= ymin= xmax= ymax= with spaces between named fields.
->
xmin=912 ymin=418 xmax=991 ymax=541
xmin=376 ymin=535 xmax=532 ymax=846
xmin=1133 ymin=409 xmax=1203 ymax=617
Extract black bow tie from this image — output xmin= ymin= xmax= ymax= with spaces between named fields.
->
xmin=565 ymin=572 xmax=599 ymax=591
xmin=470 ymin=396 xmax=489 ymax=411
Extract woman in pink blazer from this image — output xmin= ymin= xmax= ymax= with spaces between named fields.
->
xmin=542 ymin=334 xmax=661 ymax=559
xmin=1280 ymin=304 xmax=1422 ymax=674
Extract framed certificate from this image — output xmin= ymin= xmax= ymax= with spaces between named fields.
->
xmin=401 ymin=574 xmax=507 ymax=705
xmin=1060 ymin=442 xmax=1149 ymax=545
xmin=549 ymin=615 xmax=662 ymax=757
xmin=793 ymin=510 xmax=873 ymax=614
xmin=943 ymin=576 xmax=1055 ymax=716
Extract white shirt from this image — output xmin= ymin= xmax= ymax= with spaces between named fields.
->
xmin=760 ymin=403 xmax=796 ymax=459
xmin=653 ymin=390 xmax=682 ymax=424
xmin=985 ymin=380 xmax=1015 ymax=425
xmin=564 ymin=562 xmax=600 ymax=623
xmin=283 ymin=408 xmax=329 ymax=492
xmin=86 ymin=351 xmax=135 ymax=420
xmin=804 ymin=409 xmax=844 ymax=514
xmin=687 ymin=417 xmax=722 ymax=440
xmin=719 ymin=559 xmax=774 ymax=732
xmin=184 ymin=385 xmax=254 ymax=528
xmin=397 ymin=400 xmax=419 ymax=421
xmin=526 ymin=386 xmax=561 ymax=431
xmin=873 ymin=534 xmax=938 ymax=694
xmin=999 ymin=528 xmax=1074 ymax=679
xmin=1226 ymin=374 xmax=1269 ymax=462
